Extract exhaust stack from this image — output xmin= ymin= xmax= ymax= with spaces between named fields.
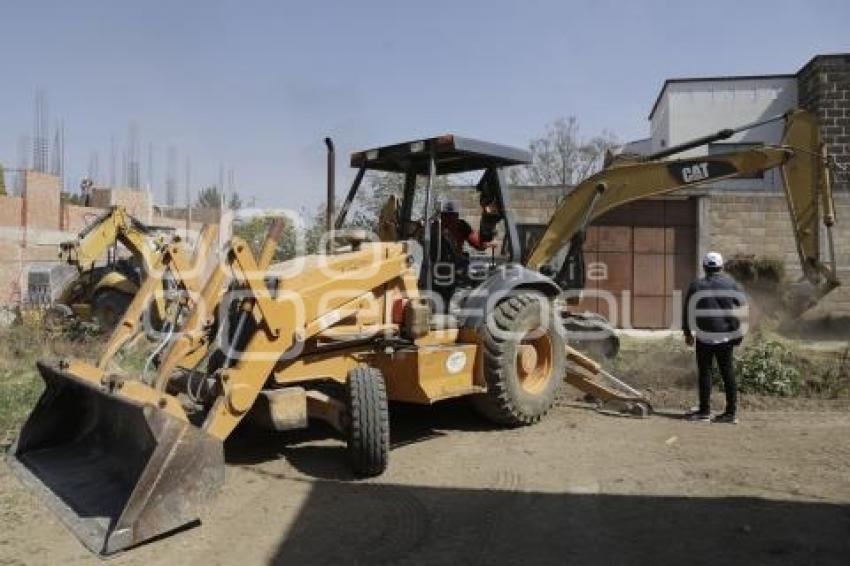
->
xmin=325 ymin=137 xmax=335 ymax=233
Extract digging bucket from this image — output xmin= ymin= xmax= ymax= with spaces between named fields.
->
xmin=6 ymin=361 xmax=224 ymax=556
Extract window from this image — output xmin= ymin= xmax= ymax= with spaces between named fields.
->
xmin=708 ymin=142 xmax=764 ymax=179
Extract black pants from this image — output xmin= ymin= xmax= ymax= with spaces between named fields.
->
xmin=695 ymin=342 xmax=737 ymax=415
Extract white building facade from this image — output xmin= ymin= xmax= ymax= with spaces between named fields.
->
xmin=647 ymin=75 xmax=798 ymax=191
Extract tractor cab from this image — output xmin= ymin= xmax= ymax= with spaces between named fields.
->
xmin=336 ymin=134 xmax=542 ymax=313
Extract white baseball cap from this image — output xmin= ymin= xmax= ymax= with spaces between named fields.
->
xmin=702 ymin=251 xmax=724 ymax=269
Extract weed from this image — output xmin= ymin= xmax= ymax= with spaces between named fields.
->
xmin=802 ymin=347 xmax=850 ymax=399
xmin=733 ymin=337 xmax=803 ymax=396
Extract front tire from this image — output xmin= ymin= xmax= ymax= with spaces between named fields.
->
xmin=472 ymin=292 xmax=565 ymax=426
xmin=345 ymin=366 xmax=390 ymax=476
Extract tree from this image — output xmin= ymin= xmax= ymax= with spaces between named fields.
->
xmin=227 ymin=191 xmax=243 ymax=210
xmin=346 ymin=171 xmax=451 ymax=227
xmin=233 ymin=214 xmax=298 ymax=262
xmin=0 ymin=164 xmax=6 ymax=196
xmin=301 ymin=203 xmax=328 ymax=255
xmin=196 ymin=185 xmax=242 ymax=210
xmin=299 ymin=171 xmax=458 ymax=255
xmin=510 ymin=116 xmax=617 ymax=186
xmin=196 ymin=186 xmax=222 ymax=208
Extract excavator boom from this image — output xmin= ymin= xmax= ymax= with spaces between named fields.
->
xmin=525 ymin=110 xmax=839 ymax=306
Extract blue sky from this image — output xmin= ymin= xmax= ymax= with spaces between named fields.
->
xmin=0 ymin=0 xmax=847 ymax=210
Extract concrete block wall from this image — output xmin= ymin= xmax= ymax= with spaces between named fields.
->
xmin=445 ymin=185 xmax=568 ymax=228
xmin=705 ymin=191 xmax=850 ymax=315
xmin=705 ymin=194 xmax=801 ymax=270
xmin=798 ymin=54 xmax=850 ymax=192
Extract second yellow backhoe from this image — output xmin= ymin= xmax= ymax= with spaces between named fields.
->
xmin=8 ymin=109 xmax=839 ymax=555
xmin=39 ymin=206 xmax=178 ymax=329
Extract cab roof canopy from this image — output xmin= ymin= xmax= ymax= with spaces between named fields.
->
xmin=350 ymin=134 xmax=531 ymax=175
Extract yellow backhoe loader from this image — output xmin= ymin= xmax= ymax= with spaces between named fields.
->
xmin=40 ymin=206 xmax=177 ymax=329
xmin=8 ymin=109 xmax=839 ymax=555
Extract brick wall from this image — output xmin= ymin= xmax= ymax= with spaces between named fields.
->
xmin=798 ymin=54 xmax=850 ymax=192
xmin=89 ymin=187 xmax=152 ymax=222
xmin=0 ymin=175 xmax=211 ymax=306
xmin=150 ymin=214 xmax=204 ymax=233
xmin=154 ymin=206 xmax=222 ymax=226
xmin=0 ymin=239 xmax=23 ymax=303
xmin=0 ymin=195 xmax=23 ymax=227
xmin=23 ymin=171 xmax=61 ymax=230
xmin=62 ymin=204 xmax=105 ymax=234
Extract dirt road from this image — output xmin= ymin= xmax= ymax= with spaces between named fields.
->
xmin=2 ymin=401 xmax=850 ymax=565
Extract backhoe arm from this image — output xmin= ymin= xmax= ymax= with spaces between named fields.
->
xmin=96 ymin=224 xmax=218 ymax=368
xmin=61 ymin=206 xmax=165 ymax=273
xmin=778 ymin=110 xmax=839 ymax=296
xmin=525 ymin=109 xmax=839 ymax=303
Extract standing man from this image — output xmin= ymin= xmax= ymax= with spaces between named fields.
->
xmin=682 ymin=251 xmax=746 ymax=424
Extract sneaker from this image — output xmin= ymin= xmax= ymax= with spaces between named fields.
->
xmin=712 ymin=412 xmax=738 ymax=424
xmin=684 ymin=410 xmax=711 ymax=422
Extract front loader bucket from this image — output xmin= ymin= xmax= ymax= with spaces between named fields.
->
xmin=6 ymin=361 xmax=224 ymax=555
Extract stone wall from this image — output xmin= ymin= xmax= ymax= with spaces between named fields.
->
xmin=798 ymin=54 xmax=850 ymax=192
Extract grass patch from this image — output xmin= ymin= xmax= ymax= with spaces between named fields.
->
xmin=0 ymin=324 xmax=104 ymax=440
xmin=0 ymin=365 xmax=42 ymax=439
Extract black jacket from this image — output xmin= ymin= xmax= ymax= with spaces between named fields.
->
xmin=682 ymin=273 xmax=746 ymax=345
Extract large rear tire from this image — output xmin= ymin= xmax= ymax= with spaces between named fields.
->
xmin=472 ymin=292 xmax=565 ymax=426
xmin=92 ymin=289 xmax=132 ymax=330
xmin=345 ymin=366 xmax=389 ymax=477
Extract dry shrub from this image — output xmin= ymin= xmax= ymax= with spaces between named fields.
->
xmin=726 ymin=255 xmax=785 ymax=288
